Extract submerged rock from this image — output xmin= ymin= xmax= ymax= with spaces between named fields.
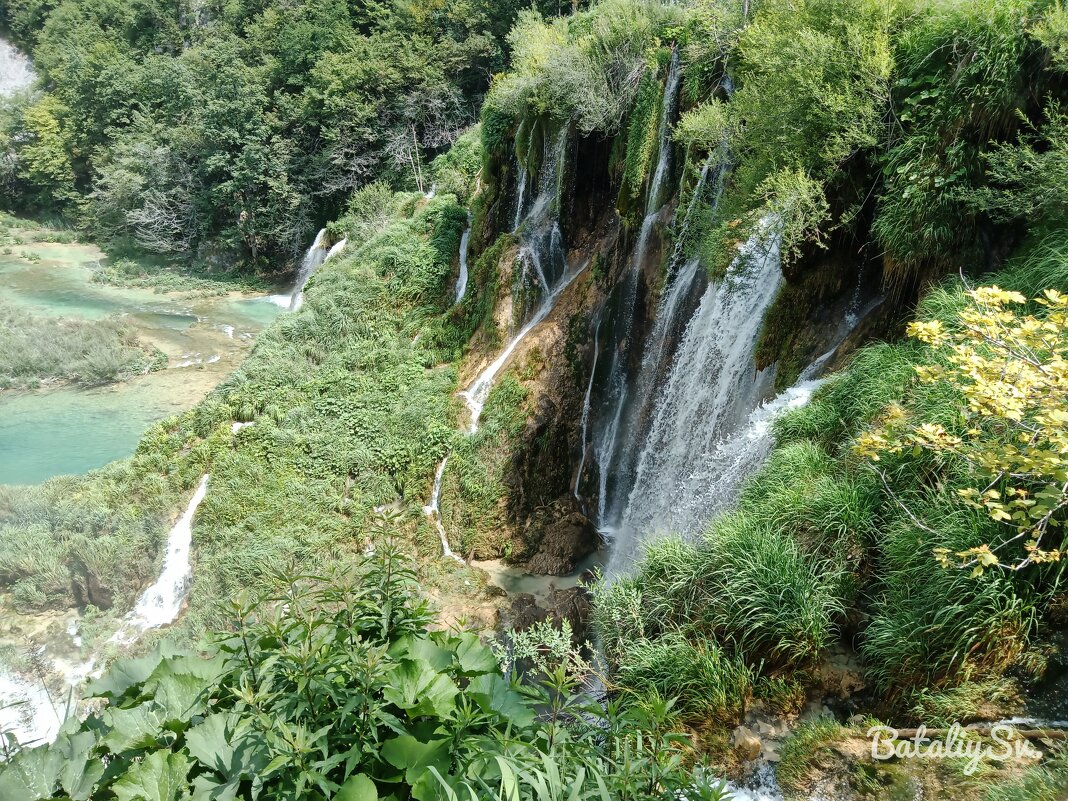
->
xmin=498 ymin=583 xmax=593 ymax=648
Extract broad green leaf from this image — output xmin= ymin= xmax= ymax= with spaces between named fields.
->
xmin=337 ymin=773 xmax=378 ymax=801
xmin=87 ymin=645 xmax=184 ymax=701
xmin=186 ymin=713 xmax=268 ymax=783
xmin=380 ymin=735 xmax=450 ymax=784
xmin=450 ymin=633 xmax=498 ymax=676
xmin=112 ymin=749 xmax=191 ymax=801
xmin=56 ymin=730 xmax=105 ymax=800
xmin=467 ymin=674 xmax=534 ymax=728
xmin=102 ymin=701 xmax=170 ymax=753
xmin=382 ymin=660 xmax=458 ymax=720
xmin=0 ymin=743 xmax=64 ymax=800
xmin=152 ymin=670 xmax=213 ymax=723
xmin=389 ymin=636 xmax=452 ymax=671
xmin=190 ymin=774 xmax=239 ymax=801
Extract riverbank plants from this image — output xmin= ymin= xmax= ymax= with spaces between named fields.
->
xmin=0 ymin=302 xmax=161 ymax=389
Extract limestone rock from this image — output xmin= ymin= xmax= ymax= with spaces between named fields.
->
xmin=731 ymin=725 xmax=762 ymax=761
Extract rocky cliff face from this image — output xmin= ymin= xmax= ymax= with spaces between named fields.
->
xmin=453 ymin=59 xmax=894 ymax=580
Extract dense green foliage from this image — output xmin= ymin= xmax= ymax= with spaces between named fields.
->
xmin=0 ymin=0 xmax=559 ymax=267
xmin=0 ymin=186 xmax=486 ymax=633
xmin=0 ymin=545 xmax=727 ymax=800
xmin=0 ymin=302 xmax=161 ymax=388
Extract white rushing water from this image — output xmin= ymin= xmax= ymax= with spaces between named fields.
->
xmin=423 ymin=457 xmax=464 ymax=562
xmin=454 ymin=216 xmax=472 ymax=304
xmin=593 ymin=51 xmax=684 ymax=522
xmin=111 ymin=475 xmax=209 ymax=643
xmin=0 ymin=37 xmax=34 ymax=97
xmin=604 ymin=222 xmax=784 ymax=574
xmin=512 ymin=163 xmax=529 ymax=232
xmin=286 ymin=228 xmax=329 ymax=310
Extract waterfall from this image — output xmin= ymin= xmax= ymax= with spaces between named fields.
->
xmin=111 ymin=475 xmax=209 ymax=643
xmin=461 ymin=128 xmax=576 ymax=432
xmin=592 ymin=53 xmax=686 ymax=522
xmin=453 ymin=215 xmax=472 ymax=304
xmin=324 ymin=237 xmax=347 ymax=262
xmin=604 ymin=222 xmax=784 ymax=573
xmin=287 ymin=228 xmax=329 ymax=310
xmin=423 ymin=457 xmax=463 ymax=562
xmin=460 ymin=261 xmax=586 ymax=433
xmin=512 ymin=163 xmax=529 ymax=232
xmin=573 ymin=312 xmax=602 ymax=502
xmin=646 ymin=376 xmax=825 ymax=546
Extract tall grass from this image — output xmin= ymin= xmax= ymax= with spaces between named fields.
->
xmin=621 ymin=519 xmax=847 ymax=670
xmin=0 ymin=303 xmax=157 ymax=389
xmin=614 ymin=632 xmax=754 ymax=724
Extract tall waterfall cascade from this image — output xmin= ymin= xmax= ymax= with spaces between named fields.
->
xmin=453 ymin=215 xmax=472 ymax=304
xmin=593 ymin=49 xmax=684 ymax=521
xmin=460 ymin=129 xmax=575 ymax=433
xmin=602 ymin=223 xmax=784 ymax=574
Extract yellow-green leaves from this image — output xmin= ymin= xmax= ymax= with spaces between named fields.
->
xmin=857 ymin=285 xmax=1068 ymax=573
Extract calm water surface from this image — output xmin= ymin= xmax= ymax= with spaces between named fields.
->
xmin=0 ymin=232 xmax=281 ymax=484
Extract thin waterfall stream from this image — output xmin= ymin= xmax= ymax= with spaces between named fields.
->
xmin=425 ymin=130 xmax=580 ymax=558
xmin=1 ymin=475 xmax=211 ymax=746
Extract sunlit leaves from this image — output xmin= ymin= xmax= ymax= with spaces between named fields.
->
xmin=857 ymin=285 xmax=1068 ymax=572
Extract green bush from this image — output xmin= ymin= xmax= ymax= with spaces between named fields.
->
xmin=0 ymin=545 xmax=729 ymax=801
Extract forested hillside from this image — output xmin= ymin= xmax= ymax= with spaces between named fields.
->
xmin=0 ymin=0 xmax=546 ymax=265
xmin=3 ymin=0 xmax=1068 ymax=799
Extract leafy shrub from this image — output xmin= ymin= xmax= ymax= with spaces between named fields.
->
xmin=0 ymin=544 xmax=729 ymax=801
